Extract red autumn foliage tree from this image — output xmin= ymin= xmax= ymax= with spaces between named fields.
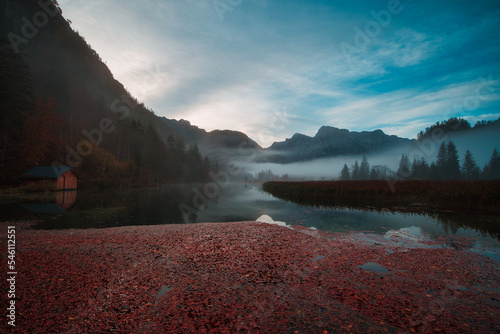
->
xmin=20 ymin=98 xmax=64 ymax=167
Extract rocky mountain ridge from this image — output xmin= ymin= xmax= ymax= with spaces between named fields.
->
xmin=261 ymin=126 xmax=412 ymax=163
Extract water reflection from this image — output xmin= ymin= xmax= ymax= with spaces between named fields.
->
xmin=23 ymin=190 xmax=77 ymax=214
xmin=260 ymin=186 xmax=500 ymax=241
xmin=30 ymin=186 xmax=195 ymax=229
xmin=0 ymin=184 xmax=499 ymax=245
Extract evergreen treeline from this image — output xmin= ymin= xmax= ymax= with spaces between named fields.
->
xmin=417 ymin=117 xmax=500 ymax=140
xmin=255 ymin=169 xmax=290 ymax=182
xmin=339 ymin=155 xmax=396 ymax=181
xmin=339 ymin=144 xmax=500 ymax=181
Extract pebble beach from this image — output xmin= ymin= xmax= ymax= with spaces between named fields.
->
xmin=1 ymin=220 xmax=499 ymax=333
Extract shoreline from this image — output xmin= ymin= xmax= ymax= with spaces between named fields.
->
xmin=1 ymin=221 xmax=499 ymax=333
xmin=263 ymin=180 xmax=500 ymax=216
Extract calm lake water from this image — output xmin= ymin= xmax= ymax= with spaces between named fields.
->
xmin=1 ymin=183 xmax=499 ymax=259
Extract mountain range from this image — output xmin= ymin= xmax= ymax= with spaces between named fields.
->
xmin=262 ymin=126 xmax=411 ymax=163
xmin=160 ymin=117 xmax=413 ymax=164
xmin=162 ymin=116 xmax=500 ymax=165
xmin=160 ymin=118 xmax=261 ymax=162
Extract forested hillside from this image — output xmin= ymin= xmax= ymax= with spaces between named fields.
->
xmin=0 ymin=0 xmax=210 ymax=186
xmin=416 ymin=117 xmax=500 ymax=140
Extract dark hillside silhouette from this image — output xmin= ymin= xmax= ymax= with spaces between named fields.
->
xmin=0 ymin=0 xmax=209 ymax=186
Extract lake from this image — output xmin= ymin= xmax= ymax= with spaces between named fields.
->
xmin=1 ymin=183 xmax=499 ymax=259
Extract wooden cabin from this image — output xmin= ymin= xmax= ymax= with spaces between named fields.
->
xmin=22 ymin=166 xmax=79 ymax=191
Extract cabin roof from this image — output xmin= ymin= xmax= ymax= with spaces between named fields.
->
xmin=22 ymin=166 xmax=78 ymax=179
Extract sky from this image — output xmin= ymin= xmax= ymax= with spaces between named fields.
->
xmin=58 ymin=0 xmax=500 ymax=147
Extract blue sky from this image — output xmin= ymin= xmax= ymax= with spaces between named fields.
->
xmin=58 ymin=0 xmax=500 ymax=147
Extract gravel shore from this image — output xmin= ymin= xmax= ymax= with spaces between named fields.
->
xmin=1 ymin=221 xmax=499 ymax=333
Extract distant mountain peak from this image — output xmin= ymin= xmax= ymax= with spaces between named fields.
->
xmin=160 ymin=117 xmax=261 ymax=162
xmin=316 ymin=126 xmax=349 ymax=138
xmin=263 ymin=126 xmax=410 ymax=163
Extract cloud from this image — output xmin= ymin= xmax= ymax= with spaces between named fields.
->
xmin=379 ymin=29 xmax=443 ymax=68
xmin=58 ymin=0 xmax=500 ymax=146
xmin=316 ymin=78 xmax=500 ymax=138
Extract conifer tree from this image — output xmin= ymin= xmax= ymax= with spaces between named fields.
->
xmin=340 ymin=164 xmax=350 ymax=181
xmin=397 ymin=154 xmax=411 ymax=179
xmin=167 ymin=135 xmax=176 ymax=151
xmin=484 ymin=148 xmax=500 ymax=180
xmin=359 ymin=155 xmax=370 ymax=180
xmin=411 ymin=157 xmax=429 ymax=180
xmin=461 ymin=149 xmax=480 ymax=180
xmin=446 ymin=141 xmax=461 ymax=179
xmin=351 ymin=160 xmax=360 ymax=181
xmin=435 ymin=141 xmax=447 ymax=179
xmin=187 ymin=143 xmax=203 ymax=182
xmin=429 ymin=162 xmax=438 ymax=180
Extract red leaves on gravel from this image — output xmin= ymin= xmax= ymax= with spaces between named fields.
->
xmin=1 ymin=221 xmax=499 ymax=333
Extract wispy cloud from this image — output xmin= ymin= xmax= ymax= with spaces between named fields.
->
xmin=316 ymin=78 xmax=500 ymax=138
xmin=59 ymin=0 xmax=500 ymax=146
